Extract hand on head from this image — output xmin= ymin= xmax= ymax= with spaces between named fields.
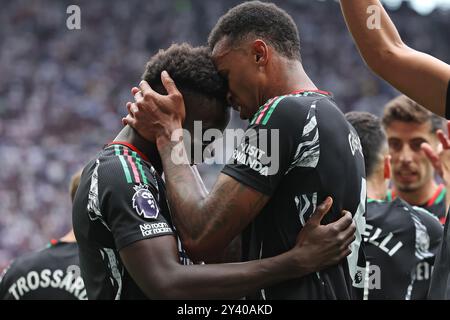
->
xmin=122 ymin=71 xmax=186 ymax=144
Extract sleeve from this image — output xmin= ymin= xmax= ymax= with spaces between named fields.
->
xmin=99 ymin=157 xmax=174 ymax=251
xmin=221 ymin=96 xmax=311 ymax=195
xmin=413 ymin=206 xmax=444 ymax=256
xmin=446 ymin=80 xmax=450 ymax=120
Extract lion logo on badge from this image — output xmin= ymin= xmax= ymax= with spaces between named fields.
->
xmin=132 ymin=184 xmax=159 ymax=219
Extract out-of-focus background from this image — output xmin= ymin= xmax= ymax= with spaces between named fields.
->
xmin=0 ymin=0 xmax=449 ymax=270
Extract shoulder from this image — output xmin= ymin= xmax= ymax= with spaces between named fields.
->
xmin=411 ymin=205 xmax=443 ymax=228
xmin=94 ymin=145 xmax=160 ymax=194
xmin=1 ymin=246 xmax=51 ymax=279
xmin=251 ymin=92 xmax=332 ymax=126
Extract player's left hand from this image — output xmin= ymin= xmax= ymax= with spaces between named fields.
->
xmin=122 ymin=71 xmax=186 ymax=145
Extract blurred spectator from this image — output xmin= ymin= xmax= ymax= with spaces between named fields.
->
xmin=0 ymin=0 xmax=449 ymax=270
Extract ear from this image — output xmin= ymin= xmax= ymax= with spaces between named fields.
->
xmin=384 ymin=154 xmax=391 ymax=180
xmin=251 ymin=39 xmax=269 ymax=66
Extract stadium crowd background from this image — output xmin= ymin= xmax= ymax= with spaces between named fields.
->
xmin=0 ymin=0 xmax=449 ymax=270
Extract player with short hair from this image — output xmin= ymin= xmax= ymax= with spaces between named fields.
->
xmin=381 ymin=95 xmax=446 ymax=222
xmin=123 ymin=2 xmax=366 ymax=299
xmin=73 ymin=43 xmax=356 ymax=300
xmin=346 ymin=112 xmax=442 ymax=299
xmin=0 ymin=170 xmax=86 ymax=300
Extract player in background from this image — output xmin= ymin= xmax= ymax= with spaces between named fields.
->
xmin=0 ymin=170 xmax=86 ymax=300
xmin=381 ymin=96 xmax=447 ymax=223
xmin=346 ymin=112 xmax=442 ymax=299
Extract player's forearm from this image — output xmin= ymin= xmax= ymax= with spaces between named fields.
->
xmin=340 ymin=0 xmax=405 ymax=67
xmin=160 ymin=250 xmax=306 ymax=299
xmin=157 ymin=137 xmax=226 ymax=259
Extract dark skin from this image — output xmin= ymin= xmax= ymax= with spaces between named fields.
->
xmin=122 ymin=38 xmax=357 ymax=262
xmin=114 ymin=98 xmax=355 ymax=299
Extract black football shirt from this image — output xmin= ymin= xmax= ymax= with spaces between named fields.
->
xmin=386 ymin=185 xmax=447 ymax=224
xmin=0 ymin=241 xmax=85 ymax=300
xmin=72 ymin=142 xmax=191 ymax=300
xmin=427 ymin=81 xmax=450 ymax=299
xmin=222 ymin=90 xmax=367 ymax=299
xmin=364 ymin=198 xmax=442 ymax=300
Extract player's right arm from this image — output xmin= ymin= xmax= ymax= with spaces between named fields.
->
xmin=340 ymin=0 xmax=450 ymax=116
xmin=119 ymin=197 xmax=355 ymax=299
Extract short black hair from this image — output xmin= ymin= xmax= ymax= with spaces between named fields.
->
xmin=382 ymin=95 xmax=444 ymax=134
xmin=208 ymin=1 xmax=301 ymax=61
xmin=345 ymin=112 xmax=387 ymax=178
xmin=142 ymin=43 xmax=227 ymax=102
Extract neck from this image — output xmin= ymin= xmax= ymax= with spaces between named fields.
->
xmin=263 ymin=59 xmax=317 ymax=101
xmin=60 ymin=229 xmax=76 ymax=243
xmin=113 ymin=125 xmax=163 ymax=175
xmin=394 ymin=179 xmax=438 ymax=205
xmin=367 ymin=175 xmax=388 ymax=200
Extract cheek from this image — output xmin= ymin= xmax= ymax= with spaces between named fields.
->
xmin=390 ymin=153 xmax=400 ymax=164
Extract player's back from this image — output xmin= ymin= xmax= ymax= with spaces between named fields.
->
xmin=0 ymin=241 xmax=85 ymax=300
xmin=365 ymin=198 xmax=443 ymax=299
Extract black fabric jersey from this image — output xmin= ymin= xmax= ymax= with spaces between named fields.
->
xmin=222 ymin=90 xmax=367 ymax=299
xmin=386 ymin=185 xmax=447 ymax=224
xmin=365 ymin=198 xmax=442 ymax=300
xmin=72 ymin=142 xmax=191 ymax=300
xmin=0 ymin=241 xmax=85 ymax=300
xmin=429 ymin=80 xmax=450 ymax=299
xmin=428 ymin=207 xmax=450 ymax=299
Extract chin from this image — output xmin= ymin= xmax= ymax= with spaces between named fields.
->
xmin=396 ymin=183 xmax=420 ymax=193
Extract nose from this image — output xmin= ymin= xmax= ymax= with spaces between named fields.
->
xmin=398 ymin=144 xmax=414 ymax=163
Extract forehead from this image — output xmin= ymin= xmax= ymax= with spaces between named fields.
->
xmin=185 ymin=94 xmax=226 ymax=118
xmin=385 ymin=120 xmax=433 ymax=139
xmin=211 ymin=37 xmax=247 ymax=68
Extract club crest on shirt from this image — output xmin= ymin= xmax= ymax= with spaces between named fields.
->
xmin=132 ymin=184 xmax=159 ymax=219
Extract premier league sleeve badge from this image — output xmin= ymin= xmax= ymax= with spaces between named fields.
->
xmin=132 ymin=184 xmax=160 ymax=219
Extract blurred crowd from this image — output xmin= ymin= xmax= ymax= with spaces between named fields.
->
xmin=0 ymin=0 xmax=449 ymax=270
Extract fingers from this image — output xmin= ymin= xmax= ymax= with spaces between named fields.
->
xmin=131 ymin=87 xmax=140 ymax=96
xmin=437 ymin=129 xmax=450 ymax=150
xmin=338 ymin=247 xmax=352 ymax=260
xmin=132 ymin=87 xmax=143 ymax=102
xmin=308 ymin=196 xmax=333 ymax=225
xmin=339 ymin=223 xmax=357 ymax=249
xmin=139 ymin=80 xmax=160 ymax=101
xmin=122 ymin=114 xmax=137 ymax=128
xmin=421 ymin=142 xmax=443 ymax=175
xmin=332 ymin=210 xmax=354 ymax=232
xmin=126 ymin=102 xmax=139 ymax=116
xmin=161 ymin=70 xmax=181 ymax=96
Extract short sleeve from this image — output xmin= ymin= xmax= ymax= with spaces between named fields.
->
xmin=98 ymin=156 xmax=174 ymax=251
xmin=222 ymin=95 xmax=312 ymax=195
